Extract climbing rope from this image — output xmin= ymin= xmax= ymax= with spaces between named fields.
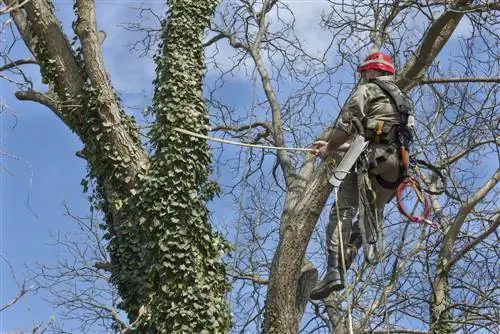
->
xmin=172 ymin=127 xmax=314 ymax=152
xmin=396 ymin=178 xmax=440 ymax=230
xmin=376 ymin=206 xmax=390 ymax=333
xmin=334 ymin=187 xmax=355 ymax=334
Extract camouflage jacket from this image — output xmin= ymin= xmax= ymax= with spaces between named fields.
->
xmin=336 ymin=75 xmax=410 ymax=138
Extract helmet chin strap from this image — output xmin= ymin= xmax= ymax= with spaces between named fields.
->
xmin=360 ymin=69 xmax=384 ymax=82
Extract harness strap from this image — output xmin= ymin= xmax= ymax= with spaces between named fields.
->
xmin=366 ymin=145 xmax=404 ymax=189
xmin=374 ymin=174 xmax=400 ymax=189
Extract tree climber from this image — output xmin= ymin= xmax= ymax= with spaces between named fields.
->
xmin=309 ymin=52 xmax=415 ymax=300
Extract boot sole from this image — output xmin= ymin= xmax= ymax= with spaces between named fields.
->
xmin=309 ymin=281 xmax=345 ymax=300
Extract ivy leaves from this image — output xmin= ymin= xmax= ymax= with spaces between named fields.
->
xmin=106 ymin=1 xmax=230 ymax=333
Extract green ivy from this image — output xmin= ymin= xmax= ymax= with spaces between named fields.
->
xmin=108 ymin=0 xmax=230 ymax=332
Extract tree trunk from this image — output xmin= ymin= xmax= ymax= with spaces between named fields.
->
xmin=264 ymin=160 xmax=335 ymax=333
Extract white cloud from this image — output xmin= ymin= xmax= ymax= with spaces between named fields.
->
xmin=95 ymin=3 xmax=161 ymax=95
xmin=205 ymin=1 xmax=333 ymax=80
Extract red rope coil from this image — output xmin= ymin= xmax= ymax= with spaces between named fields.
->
xmin=396 ymin=178 xmax=430 ymax=223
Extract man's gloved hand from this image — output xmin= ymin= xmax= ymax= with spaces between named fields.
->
xmin=311 ymin=140 xmax=329 ymax=159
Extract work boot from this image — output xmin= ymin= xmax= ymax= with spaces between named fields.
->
xmin=309 ymin=253 xmax=344 ymax=300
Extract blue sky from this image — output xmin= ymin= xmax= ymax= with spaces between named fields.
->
xmin=1 ymin=1 xmax=494 ymax=333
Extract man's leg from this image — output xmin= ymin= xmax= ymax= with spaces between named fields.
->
xmin=362 ymin=144 xmax=400 ymax=264
xmin=310 ymin=173 xmax=358 ymax=300
xmin=346 ymin=220 xmax=363 ymax=267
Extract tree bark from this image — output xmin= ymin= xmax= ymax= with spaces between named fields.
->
xmin=264 ymin=159 xmax=335 ymax=333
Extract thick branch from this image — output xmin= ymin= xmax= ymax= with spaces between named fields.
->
xmin=446 ymin=212 xmax=499 ymax=271
xmin=371 ymin=1 xmax=413 ymax=50
xmin=417 ymin=77 xmax=500 ymax=85
xmin=74 ymin=0 xmax=114 ymax=94
xmin=94 ymin=261 xmax=115 ymax=274
xmin=74 ymin=0 xmax=148 ymax=189
xmin=397 ymin=0 xmax=472 ymax=91
xmin=250 ymin=7 xmax=295 ymax=187
xmin=14 ymin=90 xmax=65 ymax=123
xmin=231 ymin=274 xmax=269 ymax=285
xmin=203 ymin=30 xmax=248 ymax=49
xmin=0 ymin=0 xmax=30 ymax=15
xmin=265 ymin=162 xmax=334 ymax=333
xmin=441 ymin=169 xmax=500 ymax=269
xmin=0 ymin=57 xmax=38 ymax=72
xmin=456 ymin=2 xmax=500 ymax=12
xmin=212 ymin=121 xmax=272 ymax=133
xmin=4 ymin=0 xmax=37 ymax=53
xmin=19 ymin=0 xmax=86 ymax=95
xmin=368 ymin=331 xmax=429 ymax=334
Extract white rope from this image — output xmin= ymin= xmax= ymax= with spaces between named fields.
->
xmin=172 ymin=127 xmax=314 ymax=152
xmin=334 ymin=187 xmax=354 ymax=334
xmin=376 ymin=207 xmax=390 ymax=333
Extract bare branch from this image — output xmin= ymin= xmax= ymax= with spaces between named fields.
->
xmin=0 ymin=0 xmax=31 ymax=15
xmin=94 ymin=262 xmax=115 ymax=273
xmin=0 ymin=57 xmax=38 ymax=72
xmin=14 ymin=90 xmax=59 ymax=112
xmin=417 ymin=77 xmax=500 ymax=85
xmin=249 ymin=3 xmax=296 ymax=187
xmin=371 ymin=1 xmax=413 ymax=50
xmin=455 ymin=2 xmax=500 ymax=12
xmin=4 ymin=0 xmax=37 ymax=52
xmin=0 ymin=255 xmax=31 ymax=312
xmin=453 ymin=169 xmax=500 ymax=228
xmin=439 ymin=139 xmax=499 ymax=167
xmin=204 ymin=31 xmax=248 ymax=49
xmin=0 ymin=282 xmax=29 ymax=312
xmin=212 ymin=121 xmax=272 ymax=133
xmin=446 ymin=212 xmax=500 ymax=271
xmin=441 ymin=169 xmax=500 ymax=267
xmin=231 ymin=274 xmax=269 ymax=285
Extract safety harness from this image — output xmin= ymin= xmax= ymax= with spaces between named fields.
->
xmin=365 ymin=78 xmax=414 ymax=189
xmin=366 ymin=80 xmax=441 ymax=228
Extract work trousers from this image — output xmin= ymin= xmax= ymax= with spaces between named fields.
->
xmin=326 ymin=143 xmax=400 ymax=269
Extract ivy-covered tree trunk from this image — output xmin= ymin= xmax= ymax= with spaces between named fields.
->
xmin=109 ymin=0 xmax=230 ymax=332
xmin=6 ymin=0 xmax=229 ymax=332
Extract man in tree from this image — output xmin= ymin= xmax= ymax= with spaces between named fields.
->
xmin=310 ymin=52 xmax=414 ymax=300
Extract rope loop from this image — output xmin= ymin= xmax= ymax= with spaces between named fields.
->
xmin=396 ymin=178 xmax=430 ymax=223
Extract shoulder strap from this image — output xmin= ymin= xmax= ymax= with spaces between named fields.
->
xmin=370 ymin=78 xmax=414 ymax=146
xmin=370 ymin=78 xmax=411 ymax=122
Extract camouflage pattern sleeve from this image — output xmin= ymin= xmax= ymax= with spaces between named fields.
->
xmin=336 ymin=84 xmax=373 ymax=134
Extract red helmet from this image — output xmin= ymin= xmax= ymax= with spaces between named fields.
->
xmin=357 ymin=52 xmax=395 ymax=74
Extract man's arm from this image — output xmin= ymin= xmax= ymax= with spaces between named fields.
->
xmin=311 ymin=127 xmax=350 ymax=158
xmin=312 ymin=84 xmax=370 ymax=158
xmin=326 ymin=127 xmax=350 ymax=153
